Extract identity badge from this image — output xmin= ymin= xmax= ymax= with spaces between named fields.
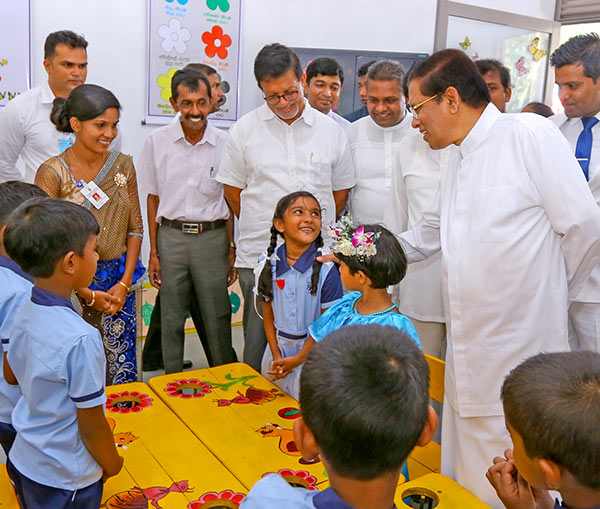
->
xmin=80 ymin=181 xmax=109 ymax=209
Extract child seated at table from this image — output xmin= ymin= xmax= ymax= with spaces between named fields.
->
xmin=486 ymin=351 xmax=600 ymax=509
xmin=241 ymin=323 xmax=438 ymax=509
xmin=0 ymin=181 xmax=47 ymax=455
xmin=3 ymin=197 xmax=123 ymax=508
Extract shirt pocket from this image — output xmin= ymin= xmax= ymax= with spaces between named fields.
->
xmin=305 ymin=152 xmax=332 ymax=184
xmin=470 ymin=186 xmax=518 ymax=243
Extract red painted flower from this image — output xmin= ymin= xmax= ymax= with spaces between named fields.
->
xmin=106 ymin=391 xmax=153 ymax=413
xmin=201 ymin=25 xmax=232 ymax=60
xmin=263 ymin=469 xmax=318 ymax=491
xmin=165 ymin=379 xmax=213 ymax=399
xmin=188 ymin=489 xmax=246 ymax=508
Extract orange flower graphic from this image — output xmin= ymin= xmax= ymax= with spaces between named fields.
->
xmin=201 ymin=25 xmax=232 ymax=60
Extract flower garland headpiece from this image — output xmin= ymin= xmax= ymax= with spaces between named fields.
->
xmin=328 ymin=216 xmax=381 ymax=260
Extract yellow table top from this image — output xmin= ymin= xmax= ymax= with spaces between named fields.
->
xmin=149 ymin=363 xmax=328 ymax=491
xmin=394 ymin=473 xmax=491 ymax=508
xmin=101 ymin=382 xmax=247 ymax=508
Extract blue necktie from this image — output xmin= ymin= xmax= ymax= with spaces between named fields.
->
xmin=575 ymin=116 xmax=599 ymax=180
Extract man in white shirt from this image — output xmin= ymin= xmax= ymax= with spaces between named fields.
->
xmin=0 ymin=30 xmax=120 ymax=183
xmin=345 ymin=60 xmax=375 ymax=123
xmin=476 ymin=59 xmax=512 ymax=113
xmin=347 ymin=60 xmax=413 ymax=225
xmin=550 ymin=33 xmax=600 ymax=352
xmin=401 ymin=49 xmax=600 ymax=508
xmin=301 ymin=57 xmax=349 ymax=127
xmin=217 ymin=43 xmax=355 ymax=371
xmin=138 ymin=69 xmax=237 ymax=374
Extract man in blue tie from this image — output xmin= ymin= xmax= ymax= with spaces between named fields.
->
xmin=551 ymin=33 xmax=600 ymax=352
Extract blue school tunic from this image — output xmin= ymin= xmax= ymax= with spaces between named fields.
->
xmin=0 ymin=256 xmax=33 ymax=426
xmin=309 ymin=291 xmax=420 ymax=346
xmin=7 ymin=286 xmax=106 ymax=490
xmin=260 ymin=243 xmax=342 ymax=398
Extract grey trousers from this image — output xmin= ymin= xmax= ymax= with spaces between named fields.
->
xmin=238 ymin=267 xmax=267 ymax=371
xmin=158 ymin=224 xmax=237 ymax=373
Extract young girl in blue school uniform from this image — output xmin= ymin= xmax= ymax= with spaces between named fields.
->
xmin=255 ymin=191 xmax=343 ymax=399
xmin=268 ymin=216 xmax=421 ymax=382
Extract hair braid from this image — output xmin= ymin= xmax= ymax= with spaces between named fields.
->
xmin=257 ymin=226 xmax=280 ymax=302
xmin=309 ymin=232 xmax=324 ymax=296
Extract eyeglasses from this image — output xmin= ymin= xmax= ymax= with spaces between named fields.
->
xmin=263 ymin=89 xmax=300 ymax=106
xmin=406 ymin=92 xmax=442 ymax=119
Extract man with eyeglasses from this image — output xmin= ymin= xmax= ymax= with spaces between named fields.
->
xmin=398 ymin=49 xmax=600 ymax=508
xmin=217 ymin=43 xmax=355 ymax=371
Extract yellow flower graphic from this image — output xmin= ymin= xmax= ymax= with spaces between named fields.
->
xmin=157 ymin=67 xmax=178 ymax=102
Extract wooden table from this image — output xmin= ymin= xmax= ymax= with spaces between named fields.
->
xmin=149 ymin=363 xmax=328 ymax=491
xmin=101 ymin=382 xmax=247 ymax=508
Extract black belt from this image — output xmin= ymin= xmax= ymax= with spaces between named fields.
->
xmin=161 ymin=218 xmax=226 ymax=234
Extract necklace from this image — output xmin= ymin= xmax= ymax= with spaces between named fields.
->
xmin=286 ymin=254 xmax=299 ymax=261
xmin=69 ymin=147 xmax=105 ymax=182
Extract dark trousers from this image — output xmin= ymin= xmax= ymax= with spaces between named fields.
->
xmin=238 ymin=267 xmax=267 ymax=371
xmin=142 ymin=290 xmax=213 ymax=368
xmin=0 ymin=421 xmax=15 ymax=455
xmin=7 ymin=459 xmax=103 ymax=509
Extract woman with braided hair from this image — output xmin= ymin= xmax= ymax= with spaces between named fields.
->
xmin=255 ymin=191 xmax=342 ymax=399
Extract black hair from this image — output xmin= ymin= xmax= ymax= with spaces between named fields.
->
xmin=551 ymin=33 xmax=600 ymax=82
xmin=4 ymin=198 xmax=99 ymax=278
xmin=335 ymin=223 xmax=407 ymax=289
xmin=171 ymin=69 xmax=212 ymax=103
xmin=50 ymin=84 xmax=120 ymax=133
xmin=306 ymin=57 xmax=344 ymax=86
xmin=521 ymin=101 xmax=554 ymax=117
xmin=0 ymin=182 xmax=47 ymax=229
xmin=300 ymin=324 xmax=430 ymax=480
xmin=476 ymin=58 xmax=511 ymax=90
xmin=254 ymin=43 xmax=302 ymax=85
xmin=184 ymin=63 xmax=217 ymax=76
xmin=44 ymin=30 xmax=88 ymax=60
xmin=502 ymin=351 xmax=600 ymax=489
xmin=406 ymin=49 xmax=490 ymax=108
xmin=358 ymin=60 xmax=376 ymax=78
xmin=257 ymin=192 xmax=323 ymax=302
xmin=367 ymin=60 xmax=405 ymax=93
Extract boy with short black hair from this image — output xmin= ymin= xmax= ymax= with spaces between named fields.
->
xmin=3 ymin=197 xmax=123 ymax=508
xmin=241 ymin=323 xmax=438 ymax=509
xmin=487 ymin=351 xmax=600 ymax=509
xmin=0 ymin=181 xmax=47 ymax=454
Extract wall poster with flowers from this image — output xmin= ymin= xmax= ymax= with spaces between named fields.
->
xmin=146 ymin=0 xmax=241 ymax=126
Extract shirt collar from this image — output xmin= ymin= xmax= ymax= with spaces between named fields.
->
xmin=169 ymin=118 xmax=218 ymax=146
xmin=0 ymin=255 xmax=34 ymax=283
xmin=368 ymin=110 xmax=413 ymax=132
xmin=459 ymin=102 xmax=501 ymax=160
xmin=258 ymin=98 xmax=314 ymax=126
xmin=275 ymin=242 xmax=318 ymax=277
xmin=41 ymin=81 xmax=57 ymax=104
xmin=31 ymin=286 xmax=75 ymax=312
xmin=313 ymin=487 xmax=396 ymax=509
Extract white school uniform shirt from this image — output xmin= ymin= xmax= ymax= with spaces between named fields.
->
xmin=400 ymin=104 xmax=600 ymax=417
xmin=216 ymin=100 xmax=356 ymax=269
xmin=8 ymin=286 xmax=106 ymax=490
xmin=0 ymin=81 xmax=121 ymax=184
xmin=137 ymin=120 xmax=229 ymax=222
xmin=384 ymin=129 xmax=448 ymax=323
xmin=345 ymin=113 xmax=413 ymax=224
xmin=327 ymin=109 xmax=350 ymax=127
xmin=0 ymin=256 xmax=33 ymax=425
xmin=550 ymin=111 xmax=600 ymax=303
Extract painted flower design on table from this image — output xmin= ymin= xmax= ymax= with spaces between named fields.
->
xmin=188 ymin=490 xmax=245 ymax=508
xmin=158 ymin=18 xmax=191 ymax=54
xmin=206 ymin=0 xmax=230 ymax=12
xmin=263 ymin=469 xmax=319 ymax=491
xmin=202 ymin=25 xmax=232 ymax=60
xmin=165 ymin=379 xmax=213 ymax=398
xmin=106 ymin=391 xmax=153 ymax=413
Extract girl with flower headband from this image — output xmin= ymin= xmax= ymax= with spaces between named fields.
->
xmin=308 ymin=217 xmax=420 ymax=347
xmin=255 ymin=191 xmax=343 ymax=398
xmin=35 ymin=84 xmax=145 ymax=385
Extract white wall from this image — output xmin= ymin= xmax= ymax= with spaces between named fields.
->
xmin=455 ymin=0 xmax=556 ymax=20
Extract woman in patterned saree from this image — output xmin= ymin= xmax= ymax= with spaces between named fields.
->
xmin=35 ymin=84 xmax=144 ymax=385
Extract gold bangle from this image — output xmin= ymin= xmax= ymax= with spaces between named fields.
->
xmin=229 ymin=241 xmax=236 ymax=249
xmin=118 ymin=281 xmax=131 ymax=292
xmin=86 ymin=290 xmax=96 ymax=307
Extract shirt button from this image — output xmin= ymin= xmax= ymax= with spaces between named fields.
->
xmin=290 ymin=311 xmax=295 ymax=316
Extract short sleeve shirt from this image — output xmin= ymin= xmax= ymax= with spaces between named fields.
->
xmin=8 ymin=286 xmax=106 ymax=490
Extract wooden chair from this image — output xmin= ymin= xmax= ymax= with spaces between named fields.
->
xmin=407 ymin=354 xmax=444 ymax=478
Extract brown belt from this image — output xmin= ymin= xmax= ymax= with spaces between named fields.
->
xmin=160 ymin=218 xmax=226 ymax=234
